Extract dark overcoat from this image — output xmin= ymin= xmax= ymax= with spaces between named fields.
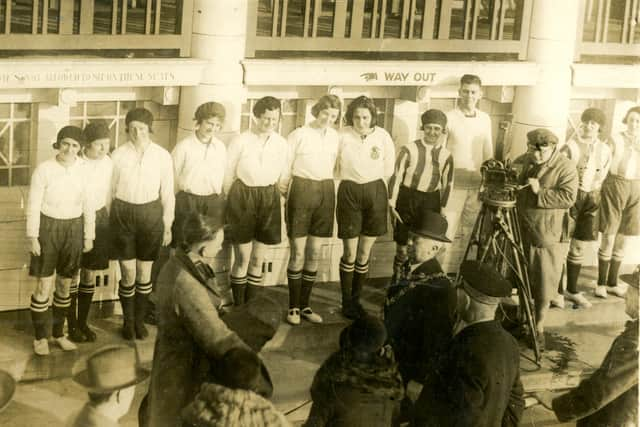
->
xmin=414 ymin=320 xmax=524 ymax=427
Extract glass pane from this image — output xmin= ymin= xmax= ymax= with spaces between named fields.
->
xmin=257 ymin=0 xmax=275 ymax=36
xmin=582 ymin=0 xmax=598 ymax=42
xmin=117 ymin=119 xmax=128 ymax=150
xmin=240 ymin=115 xmax=251 ymax=132
xmin=412 ymin=0 xmax=426 ymax=38
xmin=126 ymin=0 xmax=146 ymax=34
xmin=87 ymin=102 xmax=117 ymax=117
xmin=151 ymin=121 xmax=172 ymax=150
xmin=10 ymin=167 xmax=30 ymax=186
xmin=241 ymin=101 xmax=251 ymax=114
xmin=12 ymin=122 xmax=31 ymax=167
xmin=0 ymin=105 xmax=10 ymax=118
xmin=0 ymin=2 xmax=5 ymax=33
xmin=73 ymin=0 xmax=81 ymax=34
xmin=69 ymin=119 xmax=85 ymax=129
xmin=160 ymin=0 xmax=179 ymax=34
xmin=502 ymin=0 xmax=523 ymax=41
xmin=69 ymin=103 xmax=85 ymax=117
xmin=14 ymin=104 xmax=31 ymax=119
xmin=11 ymin=1 xmax=33 ymax=34
xmin=285 ymin=0 xmax=305 ymax=36
xmin=281 ymin=99 xmax=297 ymax=114
xmin=280 ymin=114 xmax=296 ymax=136
xmin=383 ymin=0 xmax=403 ymax=38
xmin=606 ymin=1 xmax=625 ymax=43
xmin=316 ymin=0 xmax=335 ymax=37
xmin=119 ymin=101 xmax=136 ymax=116
xmin=48 ymin=2 xmax=61 ymax=33
xmin=474 ymin=1 xmax=493 ymax=40
xmin=448 ymin=0 xmax=466 ymax=39
xmin=93 ymin=0 xmax=113 ymax=34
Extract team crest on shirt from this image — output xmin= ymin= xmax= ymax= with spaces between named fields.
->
xmin=370 ymin=146 xmax=381 ymax=159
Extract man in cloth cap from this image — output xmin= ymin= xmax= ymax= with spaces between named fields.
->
xmin=27 ymin=126 xmax=95 ymax=355
xmin=69 ymin=345 xmax=149 ymax=427
xmin=387 ymin=109 xmax=454 ymax=281
xmin=66 ymin=121 xmax=114 ymax=343
xmin=534 ymin=265 xmax=638 ymax=426
xmin=110 ymin=107 xmax=175 ymax=340
xmin=413 ymin=260 xmax=524 ymax=427
xmin=516 ymin=128 xmax=578 ymax=350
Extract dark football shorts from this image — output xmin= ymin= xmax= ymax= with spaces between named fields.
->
xmin=599 ymin=175 xmax=640 ymax=236
xmin=172 ymin=191 xmax=225 ymax=248
xmin=226 ymin=180 xmax=282 ymax=245
xmin=286 ymin=176 xmax=335 ymax=238
xmin=30 ymin=214 xmax=83 ymax=278
xmin=570 ymin=189 xmax=600 ymax=241
xmin=337 ymin=179 xmax=388 ymax=239
xmin=81 ymin=206 xmax=111 ymax=270
xmin=394 ymin=185 xmax=441 ymax=245
xmin=110 ymin=199 xmax=164 ymax=262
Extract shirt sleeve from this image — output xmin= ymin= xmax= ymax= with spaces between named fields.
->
xmin=160 ymin=150 xmax=175 ymax=230
xmin=388 ymin=145 xmax=410 ymax=206
xmin=104 ymin=160 xmax=114 ymax=214
xmin=110 ymin=149 xmax=120 ymax=201
xmin=26 ymin=164 xmax=46 ymax=238
xmin=594 ymin=144 xmax=612 ymax=190
xmin=223 ymin=135 xmax=242 ymax=196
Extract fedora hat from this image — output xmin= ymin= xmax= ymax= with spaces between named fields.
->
xmin=73 ymin=345 xmax=149 ymax=393
xmin=0 ymin=370 xmax=15 ymax=413
xmin=410 ymin=210 xmax=451 ymax=243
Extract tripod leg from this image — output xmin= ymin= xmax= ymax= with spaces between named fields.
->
xmin=511 ymin=242 xmax=540 ymax=362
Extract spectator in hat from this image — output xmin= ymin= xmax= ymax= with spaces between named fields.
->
xmin=171 ymin=102 xmax=227 ymax=247
xmin=387 ymin=109 xmax=454 ymax=282
xmin=223 ymin=96 xmax=288 ymax=306
xmin=594 ymin=105 xmax=640 ymax=299
xmin=515 ymin=128 xmax=578 ymax=350
xmin=144 ymin=213 xmax=280 ymax=427
xmin=335 ymin=96 xmax=396 ymax=319
xmin=413 ymin=261 xmax=524 ymax=427
xmin=534 ymin=264 xmax=638 ymax=426
xmin=68 ymin=345 xmax=149 ymax=427
xmin=65 ymin=121 xmax=114 ymax=343
xmin=26 ymin=125 xmax=96 ymax=356
xmin=110 ymin=107 xmax=175 ymax=341
xmin=555 ymin=108 xmax=611 ymax=309
xmin=304 ymin=314 xmax=404 ymax=427
xmin=383 ymin=211 xmax=453 ymax=413
xmin=279 ymin=94 xmax=341 ymax=326
xmin=181 ymin=347 xmax=290 ymax=427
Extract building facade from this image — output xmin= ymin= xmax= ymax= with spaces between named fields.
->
xmin=0 ymin=0 xmax=638 ymax=311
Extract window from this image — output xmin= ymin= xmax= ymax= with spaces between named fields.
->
xmin=69 ymin=100 xmax=178 ymax=152
xmin=0 ymin=104 xmax=34 ymax=187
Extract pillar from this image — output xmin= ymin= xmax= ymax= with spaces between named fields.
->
xmin=177 ymin=1 xmax=248 ymax=143
xmin=508 ymin=0 xmax=580 ymax=159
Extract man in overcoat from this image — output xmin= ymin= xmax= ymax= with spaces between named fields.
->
xmin=413 ymin=260 xmax=524 ymax=427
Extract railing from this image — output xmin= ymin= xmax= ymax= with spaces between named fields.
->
xmin=577 ymin=0 xmax=640 ymax=57
xmin=0 ymin=0 xmax=193 ymax=56
xmin=246 ymin=0 xmax=533 ymax=59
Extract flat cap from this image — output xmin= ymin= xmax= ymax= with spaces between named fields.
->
xmin=460 ymin=260 xmax=512 ymax=304
xmin=527 ymin=128 xmax=559 ymax=147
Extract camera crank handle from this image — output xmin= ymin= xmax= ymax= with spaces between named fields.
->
xmin=516 ymin=183 xmax=531 ymax=191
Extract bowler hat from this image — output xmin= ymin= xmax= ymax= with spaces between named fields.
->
xmin=410 ymin=210 xmax=451 ymax=243
xmin=73 ymin=345 xmax=149 ymax=393
xmin=460 ymin=260 xmax=512 ymax=304
xmin=0 ymin=370 xmax=15 ymax=413
xmin=52 ymin=125 xmax=84 ymax=150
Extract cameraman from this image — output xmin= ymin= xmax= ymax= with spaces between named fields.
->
xmin=515 ymin=129 xmax=578 ymax=351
